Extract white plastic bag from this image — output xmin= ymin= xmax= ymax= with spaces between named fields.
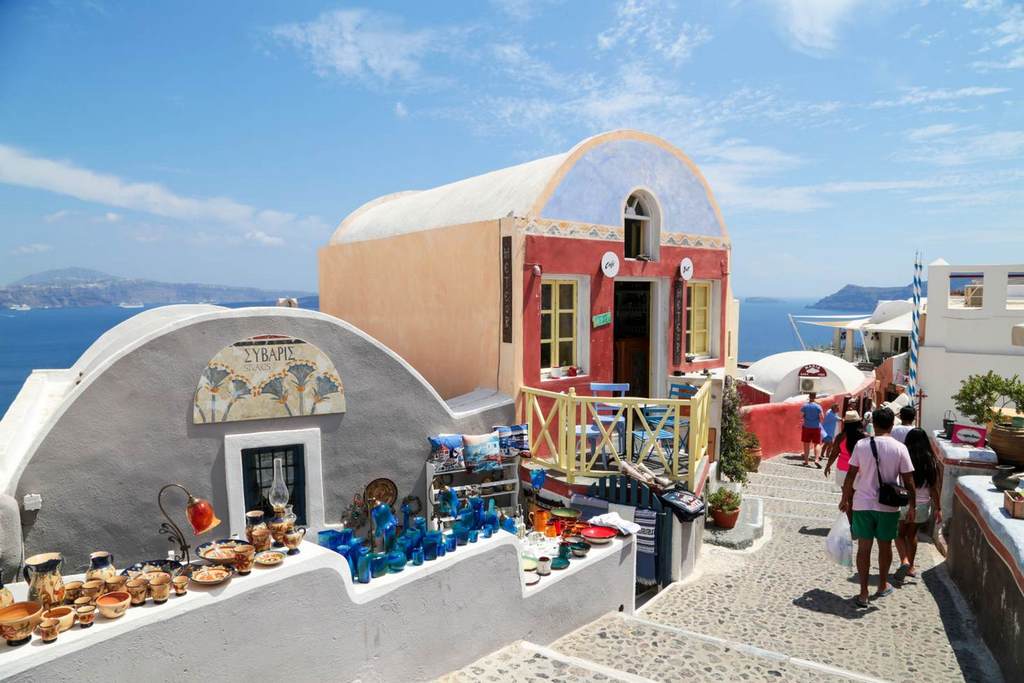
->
xmin=825 ymin=513 xmax=853 ymax=567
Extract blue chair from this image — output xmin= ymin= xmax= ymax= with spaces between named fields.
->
xmin=632 ymin=383 xmax=698 ymax=473
xmin=576 ymin=383 xmax=629 ymax=469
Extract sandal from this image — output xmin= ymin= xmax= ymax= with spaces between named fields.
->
xmin=873 ymin=586 xmax=894 ymax=599
xmin=854 ymin=596 xmax=870 ymax=609
xmin=814 ymin=461 xmax=823 ymax=469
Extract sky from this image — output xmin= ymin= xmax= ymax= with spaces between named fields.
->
xmin=0 ymin=1 xmax=1021 ymax=297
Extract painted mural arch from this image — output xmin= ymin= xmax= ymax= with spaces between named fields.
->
xmin=193 ymin=334 xmax=345 ymax=423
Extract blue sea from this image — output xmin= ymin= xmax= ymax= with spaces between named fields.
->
xmin=0 ymin=297 xmax=862 ymax=417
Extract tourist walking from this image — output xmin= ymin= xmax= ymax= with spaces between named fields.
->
xmin=800 ymin=392 xmax=825 ymax=467
xmin=839 ymin=407 xmax=916 ymax=608
xmin=823 ymin=403 xmax=841 ymax=452
xmin=890 ymin=405 xmax=916 ymax=443
xmin=824 ymin=410 xmax=865 ymax=490
xmin=895 ymin=428 xmax=942 ymax=581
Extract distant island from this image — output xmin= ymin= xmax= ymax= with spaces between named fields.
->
xmin=744 ymin=296 xmax=783 ymax=304
xmin=809 ymin=281 xmax=928 ymax=311
xmin=1 ymin=268 xmax=313 ymax=309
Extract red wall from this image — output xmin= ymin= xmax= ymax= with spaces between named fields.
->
xmin=523 ymin=234 xmax=729 ymax=394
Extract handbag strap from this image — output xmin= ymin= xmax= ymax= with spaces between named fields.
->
xmin=869 ymin=437 xmax=886 ymax=489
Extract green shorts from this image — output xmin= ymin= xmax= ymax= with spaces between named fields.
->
xmin=852 ymin=510 xmax=900 ymax=541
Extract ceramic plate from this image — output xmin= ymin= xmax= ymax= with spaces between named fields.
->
xmin=523 ymin=572 xmax=540 ymax=586
xmin=189 ymin=565 xmax=235 ymax=585
xmin=581 ymin=526 xmax=617 ymax=544
xmin=196 ymin=539 xmax=251 ymax=565
xmin=364 ymin=478 xmax=399 ymax=506
xmin=121 ymin=559 xmax=186 ymax=578
xmin=255 ymin=550 xmax=286 ymax=566
xmin=520 ymin=557 xmax=538 ymax=572
xmin=550 ymin=507 xmax=581 ymax=520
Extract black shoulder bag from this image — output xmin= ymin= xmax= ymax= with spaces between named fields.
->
xmin=870 ymin=437 xmax=910 ymax=507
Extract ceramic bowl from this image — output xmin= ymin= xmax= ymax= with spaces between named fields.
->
xmin=75 ymin=605 xmax=97 ymax=628
xmin=41 ymin=606 xmax=75 ymax=632
xmin=254 ymin=550 xmax=286 ymax=566
xmin=120 ymin=559 xmax=186 ymax=578
xmin=62 ymin=580 xmax=84 ymax=604
xmin=189 ymin=565 xmax=234 ymax=586
xmin=196 ymin=539 xmax=250 ymax=566
xmin=580 ymin=525 xmax=617 ymax=545
xmin=550 ymin=507 xmax=582 ymax=520
xmin=569 ymin=542 xmax=592 ymax=558
xmin=96 ymin=591 xmax=131 ymax=619
xmin=0 ymin=601 xmax=43 ymax=646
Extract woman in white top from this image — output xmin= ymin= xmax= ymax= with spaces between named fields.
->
xmin=895 ymin=427 xmax=943 ymax=579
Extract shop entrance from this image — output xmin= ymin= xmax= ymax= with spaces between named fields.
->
xmin=613 ymin=281 xmax=651 ymax=397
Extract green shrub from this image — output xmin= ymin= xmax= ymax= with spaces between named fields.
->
xmin=708 ymin=487 xmax=741 ymax=513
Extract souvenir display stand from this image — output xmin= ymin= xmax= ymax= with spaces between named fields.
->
xmin=425 ymin=456 xmax=520 ymax=526
xmin=0 ymin=537 xmax=636 ymax=682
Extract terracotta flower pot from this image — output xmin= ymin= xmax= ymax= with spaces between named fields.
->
xmin=989 ymin=422 xmax=1024 ymax=468
xmin=711 ymin=508 xmax=740 ymax=529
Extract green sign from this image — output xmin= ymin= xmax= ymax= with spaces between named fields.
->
xmin=592 ymin=311 xmax=612 ymax=328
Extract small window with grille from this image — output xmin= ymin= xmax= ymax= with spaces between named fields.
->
xmin=241 ymin=444 xmax=307 ymax=525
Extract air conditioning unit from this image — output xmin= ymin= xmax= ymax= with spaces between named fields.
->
xmin=799 ymin=377 xmax=820 ymax=393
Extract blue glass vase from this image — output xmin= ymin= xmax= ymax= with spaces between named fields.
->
xmin=387 ymin=551 xmax=407 ymax=573
xmin=412 ymin=548 xmax=424 ymax=566
xmin=369 ymin=552 xmax=387 ymax=578
xmin=357 ymin=555 xmax=371 ymax=584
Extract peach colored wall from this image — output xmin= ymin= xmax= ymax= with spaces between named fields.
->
xmin=319 ymin=221 xmax=504 ymax=399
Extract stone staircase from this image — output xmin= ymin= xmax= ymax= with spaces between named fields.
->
xmin=443 ymin=453 xmax=1003 ymax=683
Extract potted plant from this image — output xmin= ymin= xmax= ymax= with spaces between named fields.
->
xmin=719 ymin=377 xmax=754 ymax=483
xmin=742 ymin=432 xmax=762 ymax=473
xmin=952 ymin=372 xmax=1024 ymax=466
xmin=708 ymin=488 xmax=742 ymax=529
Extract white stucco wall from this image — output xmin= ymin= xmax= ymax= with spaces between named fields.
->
xmin=0 ymin=536 xmax=636 ymax=682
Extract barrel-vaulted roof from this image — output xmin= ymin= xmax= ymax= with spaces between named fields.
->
xmin=330 ymin=130 xmax=727 ymax=245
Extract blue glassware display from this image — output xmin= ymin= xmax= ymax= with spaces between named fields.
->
xmin=423 ymin=532 xmax=441 ymax=561
xmin=483 ymin=511 xmax=499 ymax=530
xmin=453 ymin=523 xmax=469 ymax=546
xmin=412 ymin=547 xmax=424 ymax=565
xmin=369 ymin=552 xmax=387 ymax=578
xmin=339 ymin=528 xmax=354 ymax=546
xmin=482 ymin=526 xmax=493 ymax=539
xmin=444 ymin=534 xmax=457 ymax=552
xmin=469 ymin=496 xmax=485 ymax=529
xmin=319 ymin=529 xmax=343 ymax=549
xmin=386 ymin=550 xmax=407 ymax=573
xmin=500 ymin=516 xmax=517 ymax=534
xmin=468 ymin=530 xmax=479 ymax=543
xmin=436 ymin=540 xmax=446 ymax=557
xmin=357 ymin=554 xmax=371 ymax=584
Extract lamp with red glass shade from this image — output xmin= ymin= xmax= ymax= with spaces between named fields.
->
xmin=157 ymin=483 xmax=221 ymax=568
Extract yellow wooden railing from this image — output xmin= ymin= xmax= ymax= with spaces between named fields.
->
xmin=520 ymin=382 xmax=711 ymax=491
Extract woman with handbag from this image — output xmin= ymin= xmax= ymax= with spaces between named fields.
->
xmin=894 ymin=428 xmax=942 ymax=581
xmin=839 ymin=407 xmax=916 ymax=608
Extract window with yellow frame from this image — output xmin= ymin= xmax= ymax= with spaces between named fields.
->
xmin=540 ymin=279 xmax=577 ymax=371
xmin=686 ymin=281 xmax=711 ymax=356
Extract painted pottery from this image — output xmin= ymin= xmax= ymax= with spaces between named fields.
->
xmin=126 ymin=579 xmax=148 ymax=606
xmin=104 ymin=575 xmax=128 ymax=594
xmin=570 ymin=542 xmax=591 ymax=558
xmin=283 ymin=527 xmax=307 ymax=555
xmin=80 ymin=580 xmax=104 ymax=604
xmin=96 ymin=591 xmax=130 ymax=619
xmin=245 ymin=510 xmax=270 ymax=550
xmin=75 ymin=605 xmax=96 ymax=628
xmin=36 ymin=617 xmax=60 ymax=643
xmin=62 ymin=580 xmax=84 ymax=605
xmin=121 ymin=559 xmax=186 ymax=579
xmin=85 ymin=551 xmax=116 ymax=582
xmin=581 ymin=526 xmax=617 ymax=544
xmin=172 ymin=576 xmax=189 ymax=596
xmin=551 ymin=557 xmax=570 ymax=570
xmin=550 ymin=507 xmax=582 ymax=520
xmin=0 ymin=574 xmax=13 ymax=610
xmin=269 ymin=507 xmax=290 ymax=547
xmin=233 ymin=543 xmax=256 ymax=574
xmin=0 ymin=602 xmax=43 ymax=646
xmin=197 ymin=539 xmax=250 ymax=565
xmin=254 ymin=550 xmax=285 ymax=566
xmin=524 ymin=572 xmax=540 ymax=586
xmin=189 ymin=566 xmax=233 ymax=586
xmin=73 ymin=596 xmax=93 ymax=611
xmin=991 ymin=464 xmax=1021 ymax=491
xmin=42 ymin=606 xmax=75 ymax=632
xmin=22 ymin=552 xmax=65 ymax=611
xmin=148 ymin=573 xmax=171 ymax=603
xmin=529 ymin=509 xmax=550 ymax=532
xmin=536 ymin=556 xmax=552 ymax=576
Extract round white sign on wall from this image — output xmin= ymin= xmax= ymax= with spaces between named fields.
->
xmin=679 ymin=257 xmax=694 ymax=281
xmin=601 ymin=251 xmax=620 ymax=278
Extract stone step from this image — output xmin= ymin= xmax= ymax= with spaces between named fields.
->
xmin=438 ymin=641 xmax=647 ymax=682
xmin=757 ymin=455 xmax=833 ymax=481
xmin=551 ymin=614 xmax=864 ymax=682
xmin=749 ymin=469 xmax=841 ymax=494
xmin=746 ymin=483 xmax=841 ymax=506
xmin=760 ymin=497 xmax=838 ymax=523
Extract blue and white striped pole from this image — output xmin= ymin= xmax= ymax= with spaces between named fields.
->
xmin=907 ymin=252 xmax=922 ymax=400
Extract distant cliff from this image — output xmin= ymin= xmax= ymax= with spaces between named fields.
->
xmin=809 ymin=282 xmax=928 ymax=311
xmin=1 ymin=268 xmax=313 ymax=309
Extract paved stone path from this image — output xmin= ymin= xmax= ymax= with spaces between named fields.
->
xmin=444 ymin=454 xmax=1003 ymax=682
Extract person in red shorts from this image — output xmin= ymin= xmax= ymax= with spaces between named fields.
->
xmin=800 ymin=392 xmax=824 ymax=467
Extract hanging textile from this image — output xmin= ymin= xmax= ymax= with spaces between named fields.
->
xmin=634 ymin=507 xmax=659 ymax=586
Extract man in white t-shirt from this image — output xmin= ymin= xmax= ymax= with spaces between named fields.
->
xmin=890 ymin=405 xmax=916 ymax=443
xmin=839 ymin=407 xmax=916 ymax=608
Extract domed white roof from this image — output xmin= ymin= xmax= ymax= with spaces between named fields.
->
xmin=744 ymin=350 xmax=868 ymax=400
xmin=330 ymin=129 xmax=727 ymax=245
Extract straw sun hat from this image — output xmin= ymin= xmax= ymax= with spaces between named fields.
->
xmin=843 ymin=410 xmax=862 ymax=423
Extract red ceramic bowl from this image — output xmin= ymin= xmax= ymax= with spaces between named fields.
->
xmin=581 ymin=526 xmax=617 ymax=544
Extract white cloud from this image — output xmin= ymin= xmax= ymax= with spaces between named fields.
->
xmin=905 ymin=123 xmax=963 ymax=140
xmin=491 ymin=42 xmax=576 ymax=90
xmin=868 ymin=85 xmax=1010 ymax=108
xmin=765 ymin=0 xmax=862 ymax=53
xmin=903 ymin=130 xmax=1024 ymax=165
xmin=597 ymin=1 xmax=712 ymax=63
xmin=489 ymin=0 xmax=557 ymax=20
xmin=96 ymin=211 xmax=121 ymax=223
xmin=272 ymin=9 xmax=446 ymax=85
xmin=966 ymin=1 xmax=1024 ymax=70
xmin=12 ymin=243 xmax=52 ymax=255
xmin=0 ymin=144 xmax=323 ymax=235
xmin=43 ymin=209 xmax=72 ymax=222
xmin=394 ymin=101 xmax=409 ymax=118
xmin=245 ymin=230 xmax=285 ymax=247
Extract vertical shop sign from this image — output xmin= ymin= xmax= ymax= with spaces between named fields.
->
xmin=673 ymin=279 xmax=684 ymax=365
xmin=501 ymin=236 xmax=513 ymax=343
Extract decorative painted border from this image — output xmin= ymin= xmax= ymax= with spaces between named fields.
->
xmin=954 ymin=484 xmax=1024 ymax=596
xmin=517 ymin=217 xmax=730 ymax=250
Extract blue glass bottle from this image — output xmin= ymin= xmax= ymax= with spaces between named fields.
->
xmin=357 ymin=554 xmax=371 ymax=584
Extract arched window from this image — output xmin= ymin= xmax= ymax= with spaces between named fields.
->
xmin=623 ymin=191 xmax=660 ymax=260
